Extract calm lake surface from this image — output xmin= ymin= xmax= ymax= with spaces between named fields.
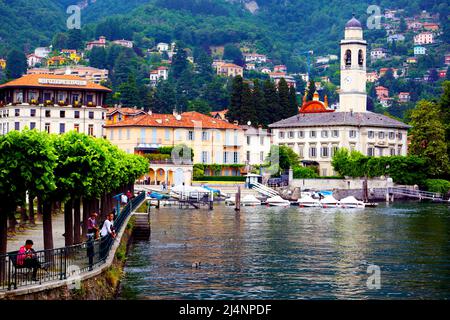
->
xmin=120 ymin=202 xmax=450 ymax=299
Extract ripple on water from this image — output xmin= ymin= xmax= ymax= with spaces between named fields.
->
xmin=121 ymin=202 xmax=450 ymax=300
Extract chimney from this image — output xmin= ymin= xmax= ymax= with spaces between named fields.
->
xmin=148 ymin=109 xmax=152 ymax=115
xmin=173 ymin=109 xmax=178 ymax=117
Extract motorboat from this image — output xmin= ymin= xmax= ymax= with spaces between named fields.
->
xmin=267 ymin=196 xmax=291 ymax=207
xmin=225 ymin=196 xmax=235 ymax=206
xmin=339 ymin=196 xmax=365 ymax=209
xmin=298 ymin=195 xmax=321 ymax=207
xmin=171 ymin=185 xmax=212 ymax=199
xmin=147 ymin=191 xmax=170 ymax=200
xmin=241 ymin=195 xmax=261 ymax=206
xmin=319 ymin=195 xmax=341 ymax=208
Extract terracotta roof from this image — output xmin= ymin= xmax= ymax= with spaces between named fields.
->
xmin=220 ymin=63 xmax=242 ymax=68
xmin=107 ymin=107 xmax=147 ymax=115
xmin=0 ymin=74 xmax=112 ymax=92
xmin=104 ymin=111 xmax=241 ymax=130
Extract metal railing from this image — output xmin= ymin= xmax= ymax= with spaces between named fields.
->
xmin=0 ymin=192 xmax=145 ymax=292
xmin=388 ymin=187 xmax=445 ymax=201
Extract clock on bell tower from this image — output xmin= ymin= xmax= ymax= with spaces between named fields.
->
xmin=338 ymin=14 xmax=368 ymax=113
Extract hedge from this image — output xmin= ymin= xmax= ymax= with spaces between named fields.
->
xmin=193 ymin=176 xmax=247 ymax=182
xmin=425 ymin=179 xmax=450 ymax=195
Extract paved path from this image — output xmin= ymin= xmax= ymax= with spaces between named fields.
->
xmin=7 ymin=214 xmax=66 ymax=252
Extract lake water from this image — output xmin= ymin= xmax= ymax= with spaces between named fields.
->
xmin=120 ymin=202 xmax=450 ymax=300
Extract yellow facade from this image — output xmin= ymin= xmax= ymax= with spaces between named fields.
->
xmin=106 ymin=125 xmax=245 ymax=166
xmin=0 ymin=59 xmax=6 ymax=69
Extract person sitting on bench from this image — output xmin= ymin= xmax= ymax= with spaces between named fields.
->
xmin=17 ymin=240 xmax=41 ymax=281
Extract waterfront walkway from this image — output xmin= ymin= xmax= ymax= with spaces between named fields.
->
xmin=1 ymin=192 xmax=146 ymax=295
xmin=7 ymin=213 xmax=66 ymax=252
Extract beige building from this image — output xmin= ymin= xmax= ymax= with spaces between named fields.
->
xmin=104 ymin=111 xmax=246 ymax=172
xmin=217 ymin=63 xmax=244 ymax=77
xmin=28 ymin=66 xmax=109 ymax=84
xmin=269 ymin=15 xmax=410 ymax=177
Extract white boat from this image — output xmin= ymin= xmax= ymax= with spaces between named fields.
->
xmin=225 ymin=196 xmax=235 ymax=206
xmin=241 ymin=195 xmax=261 ymax=206
xmin=267 ymin=196 xmax=291 ymax=207
xmin=171 ymin=185 xmax=211 ymax=199
xmin=298 ymin=195 xmax=321 ymax=207
xmin=319 ymin=195 xmax=341 ymax=208
xmin=339 ymin=196 xmax=365 ymax=209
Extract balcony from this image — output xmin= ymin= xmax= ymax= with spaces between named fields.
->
xmin=135 ymin=138 xmax=162 ymax=150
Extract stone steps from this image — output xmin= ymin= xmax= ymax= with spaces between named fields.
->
xmin=133 ymin=214 xmax=150 ymax=240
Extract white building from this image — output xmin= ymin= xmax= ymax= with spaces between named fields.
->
xmin=149 ymin=66 xmax=169 ymax=87
xmin=34 ymin=47 xmax=51 ymax=59
xmin=414 ymin=32 xmax=434 ymax=45
xmin=157 ymin=42 xmax=170 ymax=52
xmin=414 ymin=46 xmax=427 ymax=55
xmin=27 ymin=54 xmax=43 ymax=68
xmin=243 ymin=53 xmax=267 ymax=63
xmin=370 ymin=48 xmax=387 ymax=60
xmin=241 ymin=125 xmax=272 ymax=165
xmin=268 ymin=15 xmax=410 ymax=176
xmin=0 ymin=74 xmax=111 ymax=137
xmin=112 ymin=39 xmax=133 ymax=48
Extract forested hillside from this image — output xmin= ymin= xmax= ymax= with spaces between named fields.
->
xmin=1 ymin=0 xmax=447 ymax=66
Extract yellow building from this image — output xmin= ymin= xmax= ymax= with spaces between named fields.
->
xmin=104 ymin=111 xmax=246 ymax=179
xmin=217 ymin=63 xmax=244 ymax=77
xmin=0 ymin=59 xmax=6 ymax=70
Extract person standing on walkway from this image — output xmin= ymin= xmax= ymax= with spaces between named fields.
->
xmin=87 ymin=212 xmax=99 ymax=240
xmin=99 ymin=213 xmax=116 ymax=261
xmin=86 ymin=212 xmax=99 ymax=270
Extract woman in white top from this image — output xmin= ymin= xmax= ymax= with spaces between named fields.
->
xmin=100 ymin=213 xmax=116 ymax=238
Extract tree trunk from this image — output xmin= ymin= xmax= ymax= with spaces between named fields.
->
xmin=8 ymin=213 xmax=17 ymax=233
xmin=82 ymin=198 xmax=90 ymax=239
xmin=0 ymin=207 xmax=7 ymax=280
xmin=37 ymin=196 xmax=43 ymax=216
xmin=43 ymin=200 xmax=54 ymax=261
xmin=20 ymin=206 xmax=28 ymax=225
xmin=64 ymin=199 xmax=74 ymax=247
xmin=28 ymin=193 xmax=35 ymax=225
xmin=73 ymin=198 xmax=81 ymax=244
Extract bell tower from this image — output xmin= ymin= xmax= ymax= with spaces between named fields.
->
xmin=338 ymin=15 xmax=368 ymax=113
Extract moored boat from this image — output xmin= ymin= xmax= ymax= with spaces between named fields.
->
xmin=267 ymin=195 xmax=291 ymax=207
xmin=298 ymin=195 xmax=321 ymax=207
xmin=339 ymin=196 xmax=365 ymax=209
xmin=320 ymin=195 xmax=341 ymax=208
xmin=241 ymin=195 xmax=261 ymax=206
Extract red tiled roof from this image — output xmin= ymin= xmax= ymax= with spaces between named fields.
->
xmin=107 ymin=107 xmax=147 ymax=116
xmin=104 ymin=111 xmax=241 ymax=130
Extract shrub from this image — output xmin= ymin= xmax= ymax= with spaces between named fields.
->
xmin=193 ymin=176 xmax=246 ymax=182
xmin=293 ymin=166 xmax=319 ymax=179
xmin=425 ymin=179 xmax=450 ymax=195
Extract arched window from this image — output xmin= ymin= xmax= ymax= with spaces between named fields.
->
xmin=358 ymin=49 xmax=364 ymax=66
xmin=345 ymin=49 xmax=352 ymax=66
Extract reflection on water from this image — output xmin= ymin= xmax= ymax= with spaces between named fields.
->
xmin=120 ymin=202 xmax=450 ymax=299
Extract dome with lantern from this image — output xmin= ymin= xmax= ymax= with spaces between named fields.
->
xmin=298 ymin=90 xmax=334 ymax=113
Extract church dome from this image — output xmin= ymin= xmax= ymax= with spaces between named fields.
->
xmin=345 ymin=15 xmax=362 ymax=28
